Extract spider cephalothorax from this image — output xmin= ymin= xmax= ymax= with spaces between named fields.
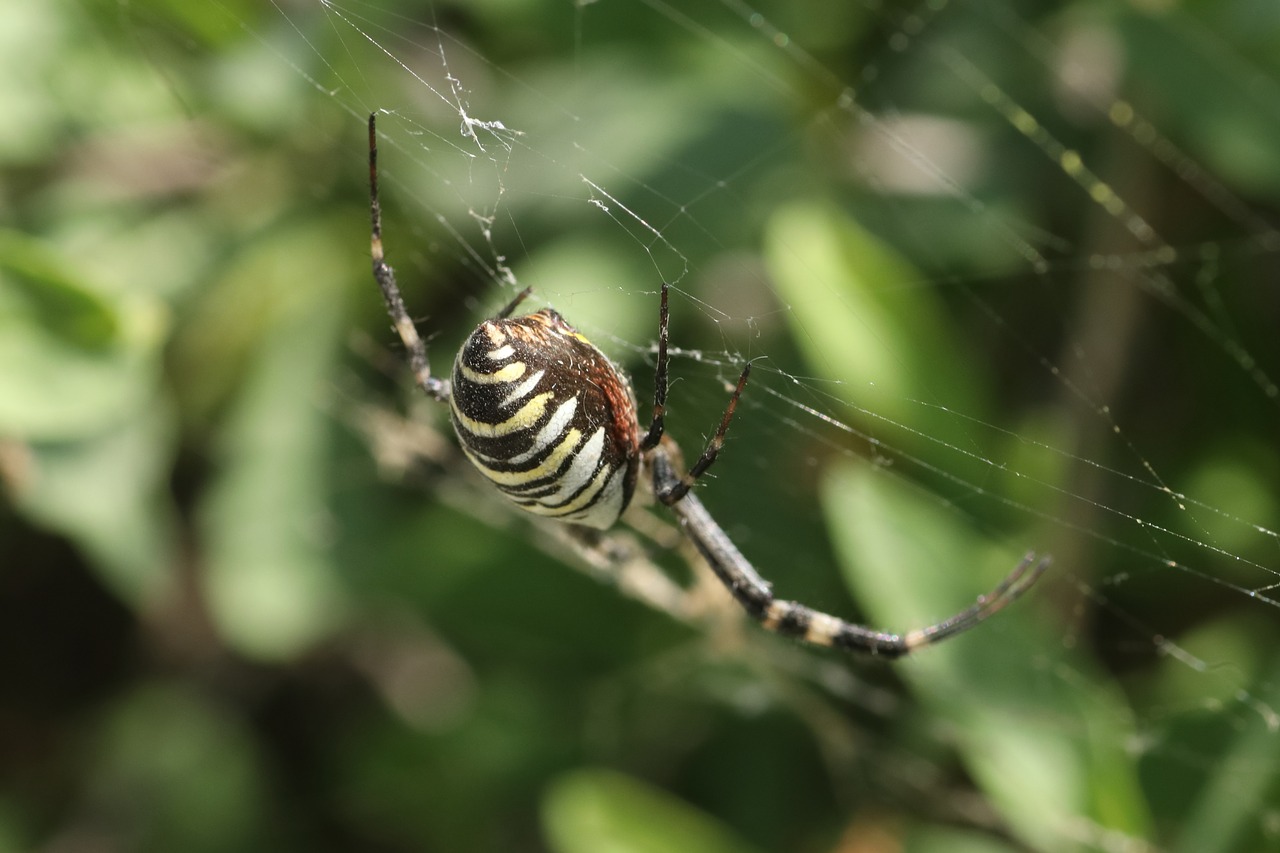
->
xmin=367 ymin=112 xmax=1049 ymax=658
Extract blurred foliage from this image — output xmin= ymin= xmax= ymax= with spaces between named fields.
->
xmin=3 ymin=0 xmax=1280 ymax=852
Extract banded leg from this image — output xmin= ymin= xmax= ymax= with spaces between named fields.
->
xmin=369 ymin=112 xmax=449 ymax=402
xmin=650 ymin=444 xmax=1050 ymax=658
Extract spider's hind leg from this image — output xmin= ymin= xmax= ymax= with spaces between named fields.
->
xmin=651 ymin=438 xmax=1051 ymax=657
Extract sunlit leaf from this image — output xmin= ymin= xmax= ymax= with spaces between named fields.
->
xmin=543 ymin=769 xmax=764 ymax=853
xmin=821 ymin=461 xmax=1152 ymax=850
xmin=0 ymin=230 xmax=164 ymax=438
xmin=198 ymin=223 xmax=351 ymax=660
xmin=1172 ymin=656 xmax=1280 ymax=853
xmin=764 ymin=202 xmax=983 ymax=429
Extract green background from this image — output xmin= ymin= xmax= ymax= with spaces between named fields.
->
xmin=3 ymin=0 xmax=1280 ymax=851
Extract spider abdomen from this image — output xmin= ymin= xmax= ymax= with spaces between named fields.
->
xmin=449 ymin=308 xmax=641 ymax=530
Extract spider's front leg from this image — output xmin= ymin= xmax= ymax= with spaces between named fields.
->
xmin=638 ymin=280 xmax=753 ymax=506
xmin=368 ymin=112 xmax=449 ymax=403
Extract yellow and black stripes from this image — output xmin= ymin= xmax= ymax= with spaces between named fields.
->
xmin=448 ymin=309 xmax=641 ymax=530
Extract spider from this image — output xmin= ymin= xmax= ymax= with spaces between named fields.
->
xmin=366 ymin=113 xmax=1050 ymax=658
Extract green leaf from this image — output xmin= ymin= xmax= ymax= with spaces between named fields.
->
xmin=542 ymin=769 xmax=764 ymax=853
xmin=0 ymin=230 xmax=164 ymax=438
xmin=764 ymin=202 xmax=983 ymax=430
xmin=198 ymin=223 xmax=351 ymax=660
xmin=1173 ymin=654 xmax=1280 ymax=853
xmin=821 ymin=461 xmax=1152 ymax=851
xmin=0 ymin=229 xmax=119 ymax=346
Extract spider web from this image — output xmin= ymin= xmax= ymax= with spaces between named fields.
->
xmin=184 ymin=0 xmax=1280 ymax=848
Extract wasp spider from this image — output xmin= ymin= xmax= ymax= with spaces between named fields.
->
xmin=366 ymin=114 xmax=1049 ymax=658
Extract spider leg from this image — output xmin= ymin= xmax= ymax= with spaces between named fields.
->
xmin=651 ymin=445 xmax=772 ymax=603
xmin=369 ymin=113 xmax=449 ymax=403
xmin=640 ymin=282 xmax=672 ymax=451
xmin=495 ymin=286 xmax=533 ymax=319
xmin=650 ymin=444 xmax=1050 ymax=658
xmin=895 ymin=551 xmax=1049 ymax=649
xmin=640 ymin=281 xmax=751 ymax=500
xmin=653 ymin=363 xmax=751 ymax=505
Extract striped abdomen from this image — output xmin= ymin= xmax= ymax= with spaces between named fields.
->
xmin=449 ymin=308 xmax=641 ymax=530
